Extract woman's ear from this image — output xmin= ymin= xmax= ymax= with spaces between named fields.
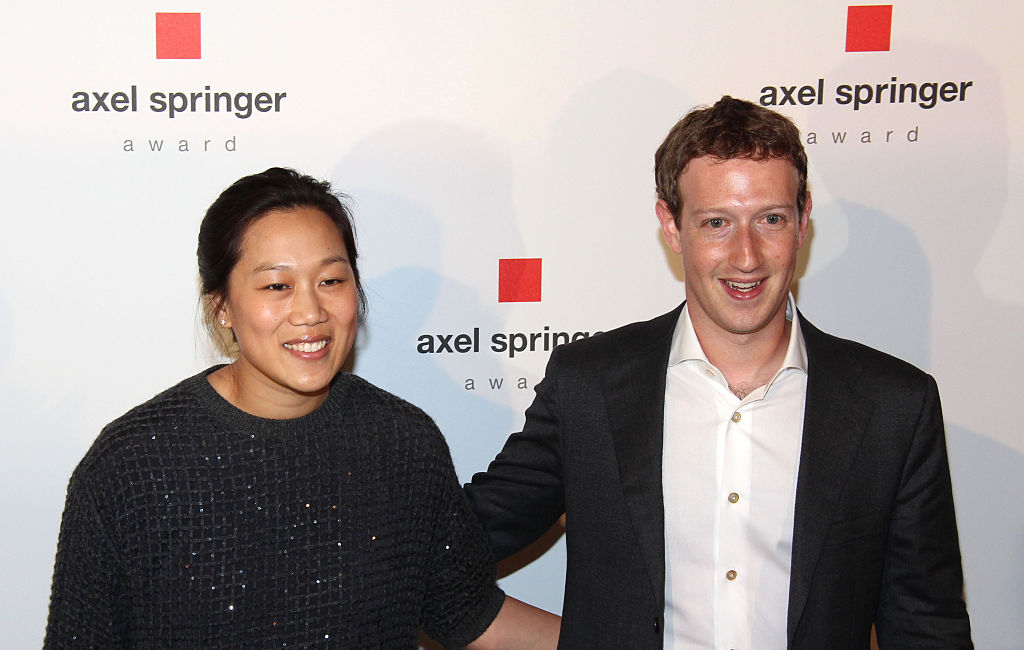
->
xmin=214 ymin=295 xmax=232 ymax=329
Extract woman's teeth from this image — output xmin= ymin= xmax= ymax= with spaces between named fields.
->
xmin=284 ymin=340 xmax=328 ymax=352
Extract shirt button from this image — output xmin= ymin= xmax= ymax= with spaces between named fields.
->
xmin=726 ymin=570 xmax=738 ymax=581
xmin=731 ymin=412 xmax=741 ymax=423
xmin=728 ymin=492 xmax=740 ymax=504
xmin=704 ymin=367 xmax=714 ymax=377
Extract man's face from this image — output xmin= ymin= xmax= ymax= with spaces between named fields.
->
xmin=656 ymin=156 xmax=810 ymax=344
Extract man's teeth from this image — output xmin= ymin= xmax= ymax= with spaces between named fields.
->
xmin=726 ymin=280 xmax=761 ymax=292
xmin=284 ymin=340 xmax=328 ymax=353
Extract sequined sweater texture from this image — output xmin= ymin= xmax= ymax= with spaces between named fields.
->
xmin=44 ymin=369 xmax=505 ymax=649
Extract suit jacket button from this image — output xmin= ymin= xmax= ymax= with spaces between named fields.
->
xmin=653 ymin=617 xmax=661 ymax=634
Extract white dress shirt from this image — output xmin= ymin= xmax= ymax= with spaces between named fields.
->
xmin=663 ymin=298 xmax=808 ymax=650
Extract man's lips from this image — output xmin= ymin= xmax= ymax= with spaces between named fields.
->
xmin=724 ymin=279 xmax=762 ymax=293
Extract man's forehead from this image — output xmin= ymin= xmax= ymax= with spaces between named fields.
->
xmin=680 ymin=154 xmax=799 ymax=177
xmin=676 ymin=156 xmax=803 ymax=215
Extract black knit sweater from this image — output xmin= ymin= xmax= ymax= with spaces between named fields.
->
xmin=44 ymin=368 xmax=505 ymax=649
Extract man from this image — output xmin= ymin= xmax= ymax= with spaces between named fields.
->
xmin=465 ymin=96 xmax=972 ymax=648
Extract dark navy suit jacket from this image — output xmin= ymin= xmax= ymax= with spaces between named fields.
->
xmin=466 ymin=304 xmax=972 ymax=648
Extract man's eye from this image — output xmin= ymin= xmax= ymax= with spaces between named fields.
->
xmin=266 ymin=283 xmax=289 ymax=291
xmin=708 ymin=218 xmax=725 ymax=229
xmin=765 ymin=214 xmax=782 ymax=225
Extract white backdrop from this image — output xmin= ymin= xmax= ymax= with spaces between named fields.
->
xmin=2 ymin=2 xmax=1022 ymax=647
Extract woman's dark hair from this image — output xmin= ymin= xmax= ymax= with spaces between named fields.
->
xmin=198 ymin=167 xmax=365 ymax=353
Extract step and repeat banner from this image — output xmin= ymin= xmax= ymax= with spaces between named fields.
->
xmin=2 ymin=2 xmax=1021 ymax=647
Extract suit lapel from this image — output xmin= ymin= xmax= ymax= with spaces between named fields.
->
xmin=603 ymin=305 xmax=681 ymax=607
xmin=787 ymin=317 xmax=875 ymax=643
xmin=598 ymin=307 xmax=872 ymax=629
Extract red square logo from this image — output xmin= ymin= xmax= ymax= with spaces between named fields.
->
xmin=845 ymin=5 xmax=892 ymax=52
xmin=498 ymin=258 xmax=542 ymax=303
xmin=156 ymin=13 xmax=201 ymax=59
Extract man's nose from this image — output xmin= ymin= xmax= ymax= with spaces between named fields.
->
xmin=730 ymin=226 xmax=763 ymax=272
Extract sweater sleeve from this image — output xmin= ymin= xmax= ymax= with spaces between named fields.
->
xmin=419 ymin=429 xmax=506 ymax=649
xmin=44 ymin=471 xmax=130 ymax=649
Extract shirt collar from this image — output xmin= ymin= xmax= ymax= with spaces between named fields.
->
xmin=668 ymin=295 xmax=808 ymax=376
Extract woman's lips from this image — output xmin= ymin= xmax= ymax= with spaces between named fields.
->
xmin=283 ymin=337 xmax=331 ymax=358
xmin=283 ymin=339 xmax=329 ymax=353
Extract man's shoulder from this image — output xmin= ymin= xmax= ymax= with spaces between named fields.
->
xmin=800 ymin=315 xmax=933 ymax=389
xmin=546 ymin=304 xmax=682 ymax=375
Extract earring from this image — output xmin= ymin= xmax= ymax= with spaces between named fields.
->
xmin=220 ymin=319 xmax=227 ymax=326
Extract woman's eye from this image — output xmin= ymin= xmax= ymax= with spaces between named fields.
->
xmin=320 ymin=278 xmax=343 ymax=287
xmin=266 ymin=283 xmax=289 ymax=291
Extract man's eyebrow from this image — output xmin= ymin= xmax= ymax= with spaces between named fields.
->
xmin=690 ymin=203 xmax=796 ymax=215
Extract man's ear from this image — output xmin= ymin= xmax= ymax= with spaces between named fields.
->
xmin=656 ymin=200 xmax=683 ymax=255
xmin=797 ymin=192 xmax=811 ymax=248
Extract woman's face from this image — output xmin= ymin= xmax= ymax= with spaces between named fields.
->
xmin=218 ymin=206 xmax=358 ymax=416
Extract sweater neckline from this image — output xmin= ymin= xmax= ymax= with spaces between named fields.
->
xmin=190 ymin=365 xmax=349 ymax=436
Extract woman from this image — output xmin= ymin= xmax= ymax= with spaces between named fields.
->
xmin=44 ymin=168 xmax=558 ymax=648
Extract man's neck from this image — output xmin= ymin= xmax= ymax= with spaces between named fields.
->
xmin=692 ymin=315 xmax=792 ymax=397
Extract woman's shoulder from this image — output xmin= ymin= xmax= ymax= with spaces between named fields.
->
xmin=337 ymin=373 xmax=435 ymax=424
xmin=104 ymin=369 xmax=214 ymax=431
xmin=76 ymin=369 xmax=218 ymax=476
xmin=334 ymin=373 xmax=450 ymax=450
